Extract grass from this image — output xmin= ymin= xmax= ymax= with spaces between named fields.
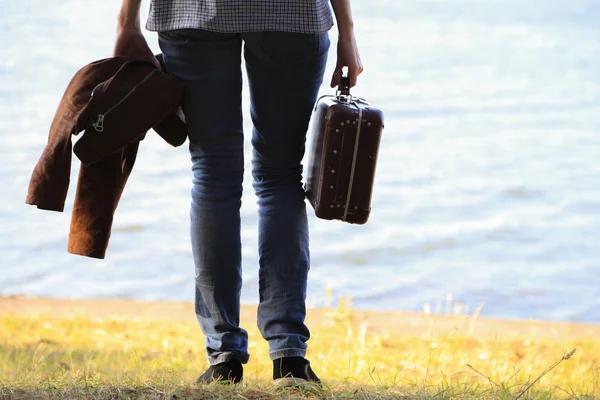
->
xmin=0 ymin=298 xmax=599 ymax=399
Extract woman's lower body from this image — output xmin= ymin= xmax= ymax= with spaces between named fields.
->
xmin=158 ymin=29 xmax=329 ymax=381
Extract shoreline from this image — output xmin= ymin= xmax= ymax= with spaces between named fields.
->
xmin=1 ymin=295 xmax=599 ymax=340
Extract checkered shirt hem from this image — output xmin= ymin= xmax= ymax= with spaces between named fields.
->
xmin=146 ymin=0 xmax=334 ymax=34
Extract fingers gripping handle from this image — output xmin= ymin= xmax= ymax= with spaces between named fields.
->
xmin=339 ymin=74 xmax=351 ymax=96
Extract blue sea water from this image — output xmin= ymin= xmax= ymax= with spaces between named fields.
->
xmin=1 ymin=0 xmax=599 ymax=323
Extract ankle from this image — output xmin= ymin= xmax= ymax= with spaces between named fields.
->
xmin=196 ymin=359 xmax=243 ymax=384
xmin=273 ymin=357 xmax=321 ymax=386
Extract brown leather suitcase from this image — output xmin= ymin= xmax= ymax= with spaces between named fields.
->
xmin=305 ymin=77 xmax=384 ymax=224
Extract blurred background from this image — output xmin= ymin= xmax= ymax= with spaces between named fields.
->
xmin=1 ymin=0 xmax=599 ymax=323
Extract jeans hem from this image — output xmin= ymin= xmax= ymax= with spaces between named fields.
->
xmin=208 ymin=352 xmax=250 ymax=365
xmin=269 ymin=348 xmax=307 ymax=361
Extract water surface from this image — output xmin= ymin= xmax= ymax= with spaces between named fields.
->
xmin=1 ymin=0 xmax=599 ymax=323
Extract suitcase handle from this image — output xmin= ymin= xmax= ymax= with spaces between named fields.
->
xmin=314 ymin=74 xmax=369 ymax=109
xmin=339 ymin=75 xmax=351 ymax=96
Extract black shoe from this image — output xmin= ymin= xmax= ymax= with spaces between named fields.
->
xmin=273 ymin=357 xmax=321 ymax=388
xmin=196 ymin=359 xmax=243 ymax=384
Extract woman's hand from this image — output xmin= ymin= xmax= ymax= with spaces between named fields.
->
xmin=329 ymin=0 xmax=363 ymax=88
xmin=330 ymin=32 xmax=363 ymax=88
xmin=114 ymin=26 xmax=159 ymax=67
xmin=114 ymin=0 xmax=160 ymax=69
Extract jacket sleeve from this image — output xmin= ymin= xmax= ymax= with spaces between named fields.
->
xmin=25 ymin=66 xmax=97 ymax=212
xmin=26 ymin=58 xmax=125 ymax=211
xmin=153 ymin=108 xmax=187 ymax=147
xmin=153 ymin=53 xmax=188 ymax=147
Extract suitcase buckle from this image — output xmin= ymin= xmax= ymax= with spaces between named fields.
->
xmin=334 ymin=93 xmax=370 ymax=106
xmin=336 ymin=93 xmax=353 ymax=103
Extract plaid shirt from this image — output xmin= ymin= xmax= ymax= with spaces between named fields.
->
xmin=146 ymin=0 xmax=334 ymax=34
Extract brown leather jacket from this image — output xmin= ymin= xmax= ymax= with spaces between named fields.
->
xmin=26 ymin=55 xmax=187 ymax=259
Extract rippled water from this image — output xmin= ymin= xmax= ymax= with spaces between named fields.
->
xmin=1 ymin=0 xmax=599 ymax=323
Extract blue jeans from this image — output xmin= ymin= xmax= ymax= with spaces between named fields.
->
xmin=158 ymin=30 xmax=330 ymax=364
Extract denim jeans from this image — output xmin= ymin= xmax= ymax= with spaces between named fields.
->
xmin=158 ymin=30 xmax=330 ymax=364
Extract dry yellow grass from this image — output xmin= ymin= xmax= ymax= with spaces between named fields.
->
xmin=0 ymin=296 xmax=598 ymax=399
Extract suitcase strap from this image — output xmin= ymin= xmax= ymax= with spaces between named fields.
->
xmin=342 ymin=104 xmax=364 ymax=221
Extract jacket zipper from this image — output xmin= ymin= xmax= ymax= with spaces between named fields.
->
xmin=91 ymin=69 xmax=158 ymax=133
xmin=91 ymin=114 xmax=105 ymax=132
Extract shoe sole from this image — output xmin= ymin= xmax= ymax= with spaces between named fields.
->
xmin=273 ymin=377 xmax=320 ymax=389
xmin=196 ymin=379 xmax=242 ymax=385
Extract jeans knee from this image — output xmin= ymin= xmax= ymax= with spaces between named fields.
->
xmin=252 ymin=157 xmax=303 ymax=189
xmin=190 ymin=144 xmax=244 ymax=199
